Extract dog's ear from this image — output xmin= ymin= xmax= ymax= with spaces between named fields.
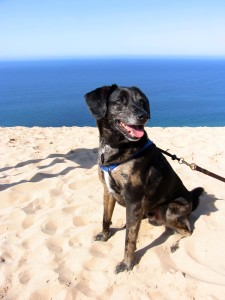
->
xmin=132 ymin=86 xmax=151 ymax=119
xmin=145 ymin=98 xmax=150 ymax=119
xmin=85 ymin=85 xmax=118 ymax=120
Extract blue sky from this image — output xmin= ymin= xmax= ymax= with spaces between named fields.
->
xmin=0 ymin=0 xmax=225 ymax=60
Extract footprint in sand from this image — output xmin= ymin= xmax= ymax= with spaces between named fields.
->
xmin=82 ymin=256 xmax=110 ymax=272
xmin=45 ymin=237 xmax=64 ymax=254
xmin=23 ymin=198 xmax=46 ymax=214
xmin=41 ymin=220 xmax=58 ymax=235
xmin=72 ymin=216 xmax=88 ymax=227
xmin=19 ymin=271 xmax=32 ymax=285
xmin=75 ymin=270 xmax=109 ymax=297
xmin=81 ymin=238 xmax=115 ymax=274
xmin=68 ymin=236 xmax=82 ymax=248
xmin=22 ymin=215 xmax=34 ymax=229
xmin=21 ymin=231 xmax=47 ymax=250
xmin=89 ymin=242 xmax=113 ymax=258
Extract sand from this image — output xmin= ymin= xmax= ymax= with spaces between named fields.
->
xmin=0 ymin=126 xmax=225 ymax=300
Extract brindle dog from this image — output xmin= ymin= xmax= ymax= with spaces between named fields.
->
xmin=85 ymin=84 xmax=203 ymax=273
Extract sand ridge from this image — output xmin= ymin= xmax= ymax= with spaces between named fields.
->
xmin=0 ymin=126 xmax=225 ymax=299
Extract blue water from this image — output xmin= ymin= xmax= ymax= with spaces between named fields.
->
xmin=0 ymin=58 xmax=225 ymax=127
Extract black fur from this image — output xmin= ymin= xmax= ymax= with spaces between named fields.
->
xmin=85 ymin=85 xmax=203 ymax=273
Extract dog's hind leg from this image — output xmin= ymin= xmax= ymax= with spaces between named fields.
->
xmin=165 ymin=197 xmax=192 ymax=237
xmin=95 ymin=186 xmax=116 ymax=242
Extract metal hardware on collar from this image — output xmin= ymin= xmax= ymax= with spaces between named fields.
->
xmin=100 ymin=139 xmax=153 ymax=173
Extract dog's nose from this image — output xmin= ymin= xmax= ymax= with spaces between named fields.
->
xmin=137 ymin=113 xmax=148 ymax=122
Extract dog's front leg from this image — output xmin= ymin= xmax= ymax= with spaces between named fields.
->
xmin=115 ymin=201 xmax=143 ymax=273
xmin=95 ymin=185 xmax=116 ymax=242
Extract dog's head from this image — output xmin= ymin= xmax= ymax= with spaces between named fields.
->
xmin=85 ymin=84 xmax=150 ymax=142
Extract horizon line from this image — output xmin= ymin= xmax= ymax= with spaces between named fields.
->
xmin=1 ymin=54 xmax=225 ymax=62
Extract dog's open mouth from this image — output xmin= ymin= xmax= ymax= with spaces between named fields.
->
xmin=116 ymin=120 xmax=145 ymax=141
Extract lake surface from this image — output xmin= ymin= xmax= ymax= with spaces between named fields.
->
xmin=0 ymin=58 xmax=225 ymax=127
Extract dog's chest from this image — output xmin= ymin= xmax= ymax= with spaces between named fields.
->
xmin=102 ymin=164 xmax=131 ymax=206
xmin=103 ymin=159 xmax=131 ymax=187
xmin=104 ymin=172 xmax=116 ymax=194
xmin=103 ymin=171 xmax=126 ymax=206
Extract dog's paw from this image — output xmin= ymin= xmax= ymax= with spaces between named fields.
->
xmin=176 ymin=228 xmax=192 ymax=237
xmin=95 ymin=231 xmax=111 ymax=242
xmin=115 ymin=261 xmax=133 ymax=274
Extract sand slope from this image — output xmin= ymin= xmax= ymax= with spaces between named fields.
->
xmin=0 ymin=126 xmax=225 ymax=299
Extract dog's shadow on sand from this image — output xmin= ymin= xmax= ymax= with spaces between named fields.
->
xmin=190 ymin=191 xmax=218 ymax=228
xmin=0 ymin=148 xmax=98 ymax=191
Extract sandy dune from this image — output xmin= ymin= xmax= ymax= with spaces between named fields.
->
xmin=0 ymin=126 xmax=224 ymax=299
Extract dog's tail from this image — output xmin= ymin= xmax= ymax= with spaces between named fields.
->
xmin=191 ymin=187 xmax=204 ymax=211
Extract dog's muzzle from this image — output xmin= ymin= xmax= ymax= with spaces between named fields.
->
xmin=115 ymin=120 xmax=146 ymax=141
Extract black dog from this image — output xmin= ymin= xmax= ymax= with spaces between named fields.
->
xmin=85 ymin=84 xmax=203 ymax=273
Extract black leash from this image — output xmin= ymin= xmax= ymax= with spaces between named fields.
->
xmin=158 ymin=147 xmax=225 ymax=183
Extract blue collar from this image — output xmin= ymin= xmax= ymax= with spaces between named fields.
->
xmin=100 ymin=139 xmax=153 ymax=173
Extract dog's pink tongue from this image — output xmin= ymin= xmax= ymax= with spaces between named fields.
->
xmin=126 ymin=125 xmax=144 ymax=138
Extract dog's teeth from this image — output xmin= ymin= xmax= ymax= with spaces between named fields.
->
xmin=120 ymin=122 xmax=127 ymax=129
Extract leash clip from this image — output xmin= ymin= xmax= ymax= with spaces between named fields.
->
xmin=158 ymin=146 xmax=225 ymax=183
xmin=178 ymin=157 xmax=184 ymax=164
xmin=178 ymin=157 xmax=193 ymax=169
xmin=190 ymin=163 xmax=197 ymax=170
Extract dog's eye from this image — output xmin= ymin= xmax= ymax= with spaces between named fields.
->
xmin=117 ymin=97 xmax=127 ymax=104
xmin=138 ymin=99 xmax=145 ymax=106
